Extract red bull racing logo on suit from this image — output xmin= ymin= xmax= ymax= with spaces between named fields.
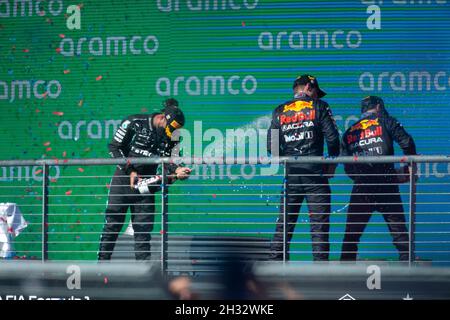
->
xmin=349 ymin=119 xmax=379 ymax=132
xmin=282 ymin=100 xmax=314 ymax=113
xmin=280 ymin=100 xmax=316 ymax=130
xmin=347 ymin=125 xmax=383 ymax=144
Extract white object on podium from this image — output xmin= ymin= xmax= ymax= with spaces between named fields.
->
xmin=0 ymin=203 xmax=28 ymax=258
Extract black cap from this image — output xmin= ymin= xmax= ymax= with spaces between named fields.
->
xmin=361 ymin=96 xmax=384 ymax=114
xmin=293 ymin=74 xmax=326 ymax=98
xmin=163 ymin=98 xmax=179 ymax=108
xmin=162 ymin=98 xmax=185 ymax=138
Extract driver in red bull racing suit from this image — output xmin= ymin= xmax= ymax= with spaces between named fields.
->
xmin=340 ymin=96 xmax=417 ymax=261
xmin=268 ymin=75 xmax=340 ymax=261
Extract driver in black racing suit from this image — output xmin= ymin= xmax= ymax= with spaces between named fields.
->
xmin=268 ymin=75 xmax=340 ymax=261
xmin=98 ymin=98 xmax=191 ymax=261
xmin=340 ymin=96 xmax=417 ymax=261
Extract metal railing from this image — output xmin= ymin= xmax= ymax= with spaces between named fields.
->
xmin=1 ymin=155 xmax=449 ymax=274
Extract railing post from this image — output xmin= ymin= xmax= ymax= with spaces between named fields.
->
xmin=283 ymin=160 xmax=288 ymax=265
xmin=161 ymin=161 xmax=168 ymax=276
xmin=408 ymin=161 xmax=417 ymax=267
xmin=41 ymin=164 xmax=49 ymax=262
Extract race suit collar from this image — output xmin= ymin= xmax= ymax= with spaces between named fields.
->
xmin=361 ymin=110 xmax=377 ymax=119
xmin=294 ymin=92 xmax=309 ymax=99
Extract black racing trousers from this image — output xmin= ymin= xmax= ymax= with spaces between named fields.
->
xmin=340 ymin=183 xmax=409 ymax=261
xmin=270 ymin=168 xmax=331 ymax=261
xmin=98 ymin=168 xmax=155 ymax=261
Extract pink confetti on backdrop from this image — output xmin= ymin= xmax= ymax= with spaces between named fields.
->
xmin=78 ymin=168 xmax=84 ymax=173
xmin=65 ymin=190 xmax=72 ymax=196
xmin=52 ymin=111 xmax=64 ymax=116
xmin=96 ymin=75 xmax=103 ymax=81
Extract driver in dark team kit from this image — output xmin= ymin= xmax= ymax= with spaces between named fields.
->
xmin=268 ymin=75 xmax=340 ymax=261
xmin=98 ymin=98 xmax=191 ymax=261
xmin=340 ymin=96 xmax=417 ymax=261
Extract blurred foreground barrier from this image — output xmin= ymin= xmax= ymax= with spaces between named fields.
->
xmin=0 ymin=261 xmax=450 ymax=300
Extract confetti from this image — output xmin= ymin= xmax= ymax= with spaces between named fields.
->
xmin=46 ymin=147 xmax=52 ymax=152
xmin=104 ymin=277 xmax=108 ymax=284
xmin=23 ymin=49 xmax=29 ymax=53
xmin=159 ymin=230 xmax=165 ymax=235
xmin=35 ymin=169 xmax=43 ymax=175
xmin=43 ymin=142 xmax=51 ymax=146
xmin=52 ymin=111 xmax=64 ymax=116
xmin=242 ymin=21 xmax=246 ymax=27
xmin=65 ymin=190 xmax=72 ymax=196
xmin=56 ymin=47 xmax=61 ymax=53
xmin=78 ymin=99 xmax=84 ymax=107
xmin=62 ymin=151 xmax=67 ymax=157
xmin=78 ymin=168 xmax=84 ymax=173
xmin=59 ymin=34 xmax=65 ymax=39
xmin=96 ymin=75 xmax=103 ymax=81
xmin=212 ymin=194 xmax=217 ymax=198
xmin=35 ymin=109 xmax=40 ymax=113
xmin=63 ymin=69 xmax=71 ymax=74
